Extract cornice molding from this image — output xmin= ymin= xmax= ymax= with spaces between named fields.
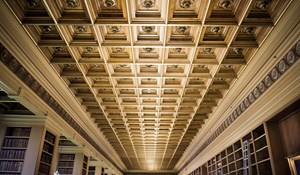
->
xmin=0 ymin=115 xmax=47 ymax=126
xmin=177 ymin=0 xmax=300 ymax=172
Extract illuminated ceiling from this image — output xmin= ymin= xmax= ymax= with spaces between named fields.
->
xmin=2 ymin=0 xmax=292 ymax=171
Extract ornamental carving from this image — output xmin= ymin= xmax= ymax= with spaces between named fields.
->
xmin=104 ymin=0 xmax=117 ymax=8
xmin=233 ymin=110 xmax=238 ymax=119
xmin=179 ymin=0 xmax=194 ymax=9
xmin=143 ymin=48 xmax=154 ymax=53
xmin=241 ymin=26 xmax=255 ymax=35
xmin=209 ymin=26 xmax=221 ymax=34
xmin=176 ymin=26 xmax=189 ymax=34
xmin=55 ymin=47 xmax=65 ymax=53
xmin=141 ymin=0 xmax=155 ymax=8
xmin=236 ymin=106 xmax=241 ymax=115
xmin=271 ymin=68 xmax=280 ymax=80
xmin=25 ymin=74 xmax=35 ymax=87
xmin=31 ymin=81 xmax=39 ymax=92
xmin=26 ymin=0 xmax=41 ymax=8
xmin=248 ymin=92 xmax=255 ymax=103
xmin=224 ymin=64 xmax=233 ymax=69
xmin=9 ymin=59 xmax=20 ymax=73
xmin=278 ymin=60 xmax=287 ymax=73
xmin=255 ymin=0 xmax=270 ymax=10
xmin=112 ymin=47 xmax=124 ymax=53
xmin=258 ymin=82 xmax=266 ymax=93
xmin=66 ymin=0 xmax=79 ymax=8
xmin=117 ymin=64 xmax=128 ymax=68
xmin=197 ymin=65 xmax=205 ymax=68
xmin=16 ymin=67 xmax=27 ymax=80
xmin=174 ymin=48 xmax=182 ymax=53
xmin=85 ymin=47 xmax=94 ymax=52
xmin=286 ymin=51 xmax=295 ymax=65
xmin=37 ymin=86 xmax=45 ymax=97
xmin=240 ymin=102 xmax=245 ymax=112
xmin=75 ymin=25 xmax=88 ymax=33
xmin=42 ymin=26 xmax=54 ymax=33
xmin=264 ymin=75 xmax=273 ymax=87
xmin=142 ymin=26 xmax=155 ymax=33
xmin=244 ymin=98 xmax=250 ymax=107
xmin=217 ymin=0 xmax=233 ymax=9
xmin=108 ymin=26 xmax=121 ymax=33
xmin=233 ymin=48 xmax=242 ymax=54
xmin=203 ymin=48 xmax=212 ymax=54
xmin=0 ymin=47 xmax=11 ymax=63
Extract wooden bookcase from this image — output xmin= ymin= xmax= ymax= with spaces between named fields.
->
xmin=0 ymin=127 xmax=31 ymax=175
xmin=88 ymin=166 xmax=95 ymax=175
xmin=82 ymin=155 xmax=88 ymax=175
xmin=251 ymin=124 xmax=272 ymax=175
xmin=88 ymin=159 xmax=106 ymax=175
xmin=189 ymin=165 xmax=207 ymax=175
xmin=57 ymin=153 xmax=75 ymax=175
xmin=189 ymin=124 xmax=273 ymax=175
xmin=101 ymin=167 xmax=106 ymax=175
xmin=56 ymin=148 xmax=90 ymax=175
xmin=38 ymin=131 xmax=56 ymax=175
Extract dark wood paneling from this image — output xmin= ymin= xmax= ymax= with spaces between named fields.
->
xmin=279 ymin=111 xmax=300 ymax=156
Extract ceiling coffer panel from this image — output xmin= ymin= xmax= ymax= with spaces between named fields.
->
xmin=4 ymin=0 xmax=291 ymax=171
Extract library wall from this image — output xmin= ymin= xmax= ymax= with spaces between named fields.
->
xmin=0 ymin=126 xmax=60 ymax=175
xmin=188 ymin=124 xmax=273 ymax=175
xmin=0 ymin=124 xmax=119 ymax=175
xmin=0 ymin=127 xmax=31 ymax=174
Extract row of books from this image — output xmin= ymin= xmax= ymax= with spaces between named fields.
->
xmin=45 ymin=132 xmax=55 ymax=144
xmin=0 ymin=150 xmax=26 ymax=160
xmin=57 ymin=168 xmax=73 ymax=174
xmin=0 ymin=161 xmax=23 ymax=172
xmin=59 ymin=154 xmax=75 ymax=160
xmin=5 ymin=128 xmax=31 ymax=137
xmin=88 ymin=166 xmax=95 ymax=175
xmin=38 ymin=163 xmax=50 ymax=174
xmin=42 ymin=142 xmax=54 ymax=154
xmin=57 ymin=161 xmax=74 ymax=167
xmin=40 ymin=153 xmax=52 ymax=165
xmin=2 ymin=139 xmax=28 ymax=148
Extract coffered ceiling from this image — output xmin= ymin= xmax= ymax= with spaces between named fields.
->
xmin=2 ymin=0 xmax=291 ymax=171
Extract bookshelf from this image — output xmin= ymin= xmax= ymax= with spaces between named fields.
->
xmin=190 ymin=124 xmax=272 ymax=175
xmin=88 ymin=166 xmax=95 ymax=175
xmin=38 ymin=131 xmax=56 ymax=175
xmin=82 ymin=155 xmax=88 ymax=175
xmin=101 ymin=167 xmax=107 ymax=175
xmin=0 ymin=127 xmax=31 ymax=175
xmin=57 ymin=154 xmax=75 ymax=175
